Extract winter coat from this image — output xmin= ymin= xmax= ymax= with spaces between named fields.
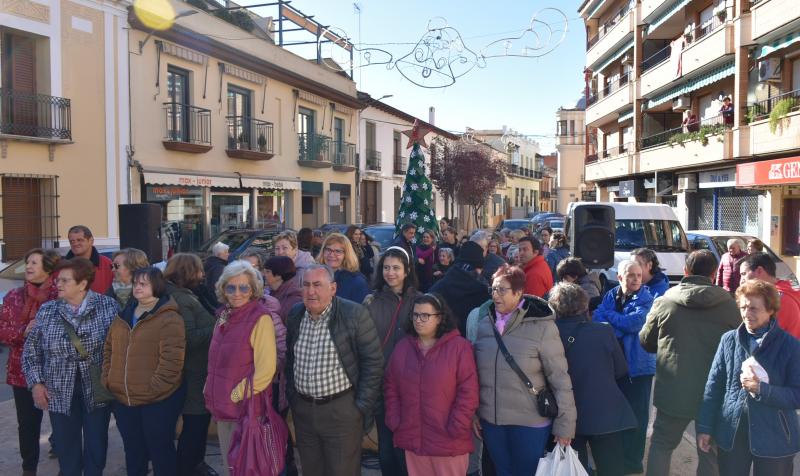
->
xmin=384 ymin=331 xmax=479 ymax=456
xmin=166 ymin=282 xmax=216 ymax=415
xmin=102 ymin=296 xmax=186 ymax=406
xmin=363 ymin=287 xmax=421 ymax=366
xmin=357 ymin=243 xmax=375 ymax=281
xmin=545 ymin=246 xmax=571 ymax=282
xmin=697 ymin=321 xmax=800 ymax=458
xmin=204 ymin=256 xmax=228 ymax=298
xmin=286 ymin=297 xmax=384 ymax=431
xmin=555 ymin=315 xmax=636 ymax=436
xmin=334 ymin=269 xmax=371 ymax=304
xmin=270 ymin=275 xmax=303 ymax=325
xmin=473 ymin=296 xmax=577 ymax=438
xmin=415 ymin=245 xmax=435 ymax=292
xmin=523 ymin=255 xmax=553 ymax=298
xmin=593 ymin=285 xmax=655 ymax=377
xmin=646 ymin=270 xmax=670 ymax=299
xmin=432 ymin=263 xmax=451 ymax=283
xmin=294 ymin=249 xmax=316 ymax=269
xmin=259 ymin=295 xmax=288 ymax=412
xmin=715 ymin=250 xmax=746 ymax=293
xmin=22 ymin=291 xmax=119 ymax=414
xmin=429 ymin=265 xmax=491 ymax=337
xmin=775 ymin=280 xmax=800 ymax=339
xmin=391 ymin=236 xmax=416 ymax=263
xmin=66 ymin=248 xmax=113 ymax=294
xmin=576 ymin=273 xmax=602 ymax=298
xmin=640 ymin=275 xmax=740 ymax=419
xmin=481 ymin=252 xmax=507 ymax=283
xmin=0 ymin=278 xmax=59 ymax=387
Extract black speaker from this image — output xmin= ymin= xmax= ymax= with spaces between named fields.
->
xmin=570 ymin=204 xmax=615 ymax=269
xmin=119 ymin=204 xmax=163 ymax=263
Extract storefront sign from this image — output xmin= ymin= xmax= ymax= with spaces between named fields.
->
xmin=699 ymin=168 xmax=736 ymax=188
xmin=146 ymin=185 xmax=202 ymax=201
xmin=240 ymin=177 xmax=301 ymax=190
xmin=143 ymin=171 xmax=240 ymax=188
xmin=737 ymin=156 xmax=800 ymax=186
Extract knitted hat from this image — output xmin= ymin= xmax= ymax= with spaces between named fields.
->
xmin=456 ymin=241 xmax=485 ymax=269
xmin=264 ymin=256 xmax=296 ymax=281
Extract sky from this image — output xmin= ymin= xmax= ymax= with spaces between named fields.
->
xmin=242 ymin=0 xmax=587 ymax=153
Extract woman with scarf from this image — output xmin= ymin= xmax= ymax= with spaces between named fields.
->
xmin=415 ymin=230 xmax=436 ymax=292
xmin=0 ymin=248 xmax=61 ymax=476
xmin=107 ymin=248 xmax=149 ymax=309
xmin=346 ymin=225 xmax=375 ymax=280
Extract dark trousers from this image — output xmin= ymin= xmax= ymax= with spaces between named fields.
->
xmin=177 ymin=413 xmax=212 ymax=476
xmin=375 ymin=410 xmax=407 ymax=476
xmin=291 ymin=391 xmax=363 ymax=476
xmin=13 ymin=385 xmax=44 ymax=471
xmin=49 ymin=390 xmax=111 ymax=476
xmin=573 ymin=432 xmax=625 ymax=476
xmin=717 ymin=414 xmax=794 ymax=476
xmin=113 ymin=384 xmax=186 ymax=476
xmin=481 ymin=420 xmax=552 ymax=476
xmin=646 ymin=409 xmax=718 ymax=476
xmin=618 ymin=375 xmax=652 ymax=473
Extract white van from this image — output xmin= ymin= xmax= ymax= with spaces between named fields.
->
xmin=565 ymin=202 xmax=689 ymax=287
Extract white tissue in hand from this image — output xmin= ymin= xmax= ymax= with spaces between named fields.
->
xmin=742 ymin=356 xmax=769 ymax=397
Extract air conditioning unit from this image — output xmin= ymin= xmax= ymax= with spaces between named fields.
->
xmin=677 ymin=173 xmax=697 ymax=192
xmin=758 ymin=58 xmax=782 ymax=82
xmin=672 ymin=95 xmax=691 ymax=111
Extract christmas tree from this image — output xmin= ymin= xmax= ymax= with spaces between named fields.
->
xmin=395 ymin=120 xmax=439 ymax=242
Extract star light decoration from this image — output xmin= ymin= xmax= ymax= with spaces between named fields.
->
xmin=402 ymin=119 xmax=433 ymax=149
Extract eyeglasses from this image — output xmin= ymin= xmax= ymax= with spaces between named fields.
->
xmin=323 ymin=247 xmax=345 ymax=256
xmin=490 ymin=286 xmax=512 ymax=296
xmin=112 ymin=263 xmax=122 ymax=270
xmin=224 ymin=284 xmax=252 ymax=295
xmin=411 ymin=312 xmax=440 ymax=323
xmin=56 ymin=277 xmax=74 ymax=284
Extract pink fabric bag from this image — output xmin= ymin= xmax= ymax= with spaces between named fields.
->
xmin=228 ymin=375 xmax=288 ymax=476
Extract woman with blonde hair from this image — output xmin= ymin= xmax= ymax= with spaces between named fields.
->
xmin=273 ymin=231 xmax=315 ymax=269
xmin=107 ymin=248 xmax=149 ymax=308
xmin=316 ymin=232 xmax=371 ymax=303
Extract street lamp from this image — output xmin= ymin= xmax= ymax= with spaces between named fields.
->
xmin=139 ymin=10 xmax=199 ymax=54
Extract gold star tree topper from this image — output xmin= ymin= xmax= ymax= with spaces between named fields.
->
xmin=402 ymin=119 xmax=433 ymax=149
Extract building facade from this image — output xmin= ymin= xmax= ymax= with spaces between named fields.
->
xmin=556 ymin=103 xmax=589 ymax=213
xmin=540 ymin=153 xmax=559 ymax=212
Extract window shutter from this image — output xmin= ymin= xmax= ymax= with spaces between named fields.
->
xmin=2 ymin=177 xmax=42 ymax=260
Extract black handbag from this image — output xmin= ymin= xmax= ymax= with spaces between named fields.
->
xmin=491 ymin=323 xmax=559 ymax=419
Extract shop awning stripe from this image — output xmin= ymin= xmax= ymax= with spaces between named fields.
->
xmin=646 ymin=62 xmax=735 ymax=108
xmin=618 ymin=108 xmax=634 ymax=122
xmin=757 ymin=30 xmax=800 ymax=59
xmin=646 ymin=0 xmax=691 ymax=34
xmin=592 ymin=39 xmax=634 ymax=73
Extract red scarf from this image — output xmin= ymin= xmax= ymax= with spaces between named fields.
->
xmin=20 ymin=277 xmax=56 ymax=322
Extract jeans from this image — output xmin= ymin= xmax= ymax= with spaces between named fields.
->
xmin=646 ymin=409 xmax=718 ymax=476
xmin=49 ymin=389 xmax=111 ymax=476
xmin=12 ymin=385 xmax=44 ymax=471
xmin=717 ymin=413 xmax=794 ymax=476
xmin=375 ymin=411 xmax=407 ymax=476
xmin=618 ymin=375 xmax=653 ymax=473
xmin=113 ymin=384 xmax=186 ymax=476
xmin=177 ymin=413 xmax=212 ymax=476
xmin=481 ymin=420 xmax=552 ymax=476
xmin=572 ymin=432 xmax=625 ymax=476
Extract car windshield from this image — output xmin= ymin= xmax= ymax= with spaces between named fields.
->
xmin=549 ymin=220 xmax=564 ymax=228
xmin=0 ymin=258 xmax=26 ymax=280
xmin=614 ymin=219 xmax=688 ymax=252
xmin=365 ymin=226 xmax=395 ymax=250
xmin=200 ymin=231 xmax=253 ymax=253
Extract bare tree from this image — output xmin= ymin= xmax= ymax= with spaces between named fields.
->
xmin=451 ymin=142 xmax=507 ymax=228
xmin=429 ymin=138 xmax=458 ymax=221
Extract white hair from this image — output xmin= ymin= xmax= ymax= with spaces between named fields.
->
xmin=727 ymin=238 xmax=744 ymax=250
xmin=212 ymin=242 xmax=230 ymax=258
xmin=617 ymin=259 xmax=641 ymax=278
xmin=215 ymin=260 xmax=264 ymax=303
xmin=470 ymin=230 xmax=490 ymax=249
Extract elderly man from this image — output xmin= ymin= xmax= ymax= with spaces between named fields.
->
xmin=203 ymin=242 xmax=229 ymax=302
xmin=640 ymin=250 xmax=740 ymax=476
xmin=518 ymin=237 xmax=552 ymax=298
xmin=65 ymin=225 xmax=113 ymax=293
xmin=286 ymin=264 xmax=383 ymax=476
xmin=593 ymin=259 xmax=655 ymax=474
xmin=715 ymin=238 xmax=746 ymax=293
xmin=739 ymin=252 xmax=800 ymax=339
xmin=470 ymin=230 xmax=505 ymax=281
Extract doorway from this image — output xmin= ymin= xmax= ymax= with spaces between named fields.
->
xmin=211 ymin=192 xmax=250 ymax=236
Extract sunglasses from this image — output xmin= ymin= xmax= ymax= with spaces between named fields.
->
xmin=224 ymin=284 xmax=252 ymax=295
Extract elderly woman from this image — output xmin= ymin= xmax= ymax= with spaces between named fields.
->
xmin=262 ymin=256 xmax=302 ymax=322
xmin=346 ymin=225 xmax=375 ymax=279
xmin=107 ymin=248 xmax=149 ymax=308
xmin=317 ymin=232 xmax=371 ymax=303
xmin=364 ymin=246 xmax=421 ymax=475
xmin=274 ymin=231 xmax=315 ymax=269
xmin=204 ymin=242 xmax=229 ymax=298
xmin=432 ymin=247 xmax=454 ymax=283
xmin=384 ymin=293 xmax=479 ymax=475
xmin=550 ymin=283 xmax=636 ymax=475
xmin=163 ymin=253 xmax=217 ymax=476
xmin=697 ymin=280 xmax=800 ymax=475
xmin=0 ymin=248 xmax=60 ymax=475
xmin=472 ymin=264 xmax=576 ymax=474
xmin=22 ymin=257 xmax=119 ymax=476
xmin=102 ymin=267 xmax=186 ymax=476
xmin=415 ymin=230 xmax=437 ymax=292
xmin=545 ymin=231 xmax=570 ymax=282
xmin=204 ymin=261 xmax=279 ymax=476
xmin=593 ymin=259 xmax=655 ymax=474
xmin=556 ymin=257 xmax=601 ymax=299
xmin=715 ymin=238 xmax=746 ymax=294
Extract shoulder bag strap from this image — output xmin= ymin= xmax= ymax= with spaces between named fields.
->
xmin=61 ymin=319 xmax=89 ymax=361
xmin=381 ymin=298 xmax=404 ymax=349
xmin=491 ymin=321 xmax=539 ymax=395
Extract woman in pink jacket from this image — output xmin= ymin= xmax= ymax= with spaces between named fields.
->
xmin=384 ymin=293 xmax=479 ymax=476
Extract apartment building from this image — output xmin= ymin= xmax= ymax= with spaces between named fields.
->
xmin=0 ymin=0 xmax=130 ymax=261
xmin=556 ymin=102 xmax=589 ymax=213
xmin=539 ymin=153 xmax=559 ymax=213
xmin=580 ymin=0 xmax=800 ymax=271
xmin=128 ymin=0 xmax=361 ymax=249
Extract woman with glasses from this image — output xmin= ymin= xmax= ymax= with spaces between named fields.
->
xmin=471 ymin=264 xmax=576 ymax=475
xmin=316 ymin=232 xmax=371 ymax=303
xmin=107 ymin=248 xmax=149 ymax=309
xmin=384 ymin=293 xmax=479 ymax=475
xmin=102 ymin=267 xmax=186 ymax=476
xmin=204 ymin=260 xmax=279 ymax=476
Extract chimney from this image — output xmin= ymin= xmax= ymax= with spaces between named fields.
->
xmin=429 ymin=106 xmax=435 ymax=125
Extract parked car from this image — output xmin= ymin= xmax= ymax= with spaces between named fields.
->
xmin=530 ymin=212 xmax=564 ymax=231
xmin=196 ymin=225 xmax=289 ymax=261
xmin=495 ymin=219 xmax=533 ymax=232
xmin=687 ymin=230 xmax=799 ymax=289
xmin=363 ymin=223 xmax=396 ymax=251
xmin=318 ymin=223 xmax=366 ymax=235
xmin=544 ymin=218 xmax=565 ymax=233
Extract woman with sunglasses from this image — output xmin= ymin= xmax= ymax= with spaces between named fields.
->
xmin=384 ymin=293 xmax=479 ymax=475
xmin=107 ymin=248 xmax=149 ymax=309
xmin=204 ymin=260 xmax=279 ymax=476
xmin=316 ymin=232 xmax=370 ymax=303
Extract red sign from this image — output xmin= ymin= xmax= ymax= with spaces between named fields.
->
xmin=737 ymin=156 xmax=800 ymax=186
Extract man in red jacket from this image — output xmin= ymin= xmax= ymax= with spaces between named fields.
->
xmin=518 ymin=236 xmax=553 ymax=297
xmin=739 ymin=252 xmax=800 ymax=339
xmin=65 ymin=225 xmax=113 ymax=294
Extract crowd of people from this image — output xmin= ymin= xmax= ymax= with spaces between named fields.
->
xmin=1 ymin=222 xmax=799 ymax=476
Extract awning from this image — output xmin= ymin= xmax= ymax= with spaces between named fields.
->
xmin=756 ymin=30 xmax=800 ymax=59
xmin=646 ymin=0 xmax=691 ymax=34
xmin=737 ymin=156 xmax=800 ymax=186
xmin=240 ymin=176 xmax=301 ymax=190
xmin=143 ymin=170 xmax=241 ymax=188
xmin=587 ymin=0 xmax=606 ymax=19
xmin=302 ymin=181 xmax=323 ymax=196
xmin=618 ymin=108 xmax=634 ymax=123
xmin=591 ymin=39 xmax=634 ymax=73
xmin=646 ymin=62 xmax=735 ymax=108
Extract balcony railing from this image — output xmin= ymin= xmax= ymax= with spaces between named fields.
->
xmin=640 ymin=114 xmax=730 ymax=149
xmin=585 ymin=153 xmax=599 ymax=164
xmin=586 ymin=4 xmax=632 ymax=50
xmin=298 ymin=133 xmax=332 ymax=166
xmin=746 ymin=89 xmax=800 ymax=123
xmin=0 ymin=88 xmax=71 ymax=140
xmin=393 ymin=155 xmax=406 ymax=175
xmin=687 ymin=13 xmax=726 ymax=44
xmin=601 ymin=72 xmax=630 ymax=97
xmin=642 ymin=44 xmax=671 ymax=72
xmin=366 ymin=149 xmax=381 ymax=171
xmin=164 ymin=103 xmax=211 ymax=148
xmin=602 ymin=142 xmax=632 ymax=158
xmin=226 ymin=116 xmax=273 ymax=155
xmin=332 ymin=141 xmax=357 ymax=170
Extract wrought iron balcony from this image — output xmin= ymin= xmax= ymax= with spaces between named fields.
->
xmin=332 ymin=141 xmax=357 ymax=171
xmin=366 ymin=149 xmax=381 ymax=171
xmin=0 ymin=88 xmax=71 ymax=141
xmin=393 ymin=155 xmax=407 ymax=175
xmin=225 ymin=116 xmax=274 ymax=160
xmin=298 ymin=133 xmax=332 ymax=168
xmin=163 ymin=102 xmax=212 ymax=153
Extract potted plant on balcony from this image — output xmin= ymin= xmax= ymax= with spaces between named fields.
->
xmin=312 ymin=134 xmax=330 ymax=162
xmin=683 ymin=24 xmax=694 ymax=42
xmin=714 ymin=3 xmax=727 ymax=21
xmin=257 ymin=133 xmax=268 ymax=153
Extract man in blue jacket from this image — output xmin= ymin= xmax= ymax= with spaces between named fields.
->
xmin=594 ymin=259 xmax=655 ymax=474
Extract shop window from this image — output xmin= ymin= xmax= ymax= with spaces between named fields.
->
xmin=783 ymin=198 xmax=800 ymax=256
xmin=302 ymin=196 xmax=314 ymax=214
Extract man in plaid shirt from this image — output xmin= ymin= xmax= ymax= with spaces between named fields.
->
xmin=286 ymin=264 xmax=383 ymax=476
